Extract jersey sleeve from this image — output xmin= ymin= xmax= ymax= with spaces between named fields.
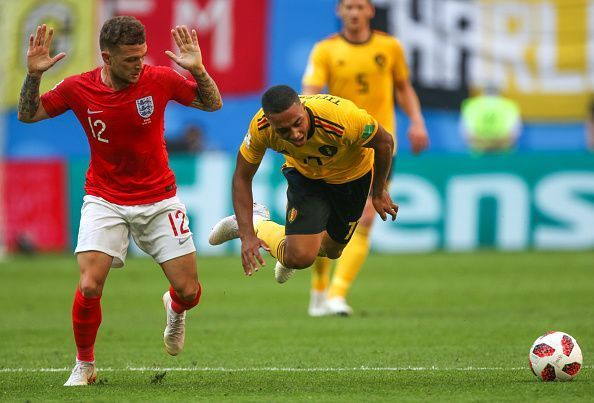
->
xmin=160 ymin=67 xmax=198 ymax=105
xmin=393 ymin=39 xmax=409 ymax=82
xmin=302 ymin=42 xmax=329 ymax=89
xmin=40 ymin=78 xmax=72 ymax=117
xmin=342 ymin=104 xmax=379 ymax=147
xmin=239 ymin=113 xmax=268 ymax=164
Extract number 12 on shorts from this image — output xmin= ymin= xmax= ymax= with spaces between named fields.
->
xmin=168 ymin=210 xmax=190 ymax=236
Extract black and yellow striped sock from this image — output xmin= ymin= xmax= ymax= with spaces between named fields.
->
xmin=255 ymin=220 xmax=287 ymax=266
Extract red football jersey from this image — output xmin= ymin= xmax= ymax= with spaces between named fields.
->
xmin=41 ymin=65 xmax=197 ymax=205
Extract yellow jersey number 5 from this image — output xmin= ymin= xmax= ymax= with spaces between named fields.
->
xmin=356 ymin=73 xmax=369 ymax=94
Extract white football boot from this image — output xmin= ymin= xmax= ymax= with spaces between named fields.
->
xmin=63 ymin=360 xmax=97 ymax=386
xmin=162 ymin=291 xmax=186 ymax=356
xmin=308 ymin=290 xmax=331 ymax=317
xmin=208 ymin=203 xmax=270 ymax=245
xmin=274 ymin=261 xmax=295 ymax=284
xmin=326 ymin=296 xmax=354 ymax=316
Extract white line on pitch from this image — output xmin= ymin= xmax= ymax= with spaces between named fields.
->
xmin=1 ymin=365 xmax=592 ymax=373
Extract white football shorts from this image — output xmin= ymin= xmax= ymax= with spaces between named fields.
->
xmin=75 ymin=195 xmax=196 ymax=268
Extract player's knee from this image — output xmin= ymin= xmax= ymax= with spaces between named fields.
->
xmin=79 ymin=279 xmax=104 ymax=297
xmin=170 ymin=282 xmax=202 ymax=311
xmin=284 ymin=251 xmax=316 ymax=270
xmin=174 ymin=283 xmax=200 ymax=302
xmin=285 ymin=258 xmax=314 ymax=270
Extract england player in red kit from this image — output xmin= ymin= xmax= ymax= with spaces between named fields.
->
xmin=17 ymin=17 xmax=222 ymax=386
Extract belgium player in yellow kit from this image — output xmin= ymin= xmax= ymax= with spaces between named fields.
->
xmin=302 ymin=0 xmax=429 ymax=316
xmin=208 ymin=85 xmax=397 ymax=283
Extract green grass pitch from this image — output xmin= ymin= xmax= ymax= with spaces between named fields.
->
xmin=0 ymin=251 xmax=593 ymax=401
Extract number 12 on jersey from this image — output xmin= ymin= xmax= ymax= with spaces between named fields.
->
xmin=87 ymin=117 xmax=109 ymax=143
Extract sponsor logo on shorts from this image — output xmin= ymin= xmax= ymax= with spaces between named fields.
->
xmin=287 ymin=208 xmax=298 ymax=223
xmin=179 ymin=237 xmax=191 ymax=245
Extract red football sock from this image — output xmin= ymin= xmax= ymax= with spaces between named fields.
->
xmin=72 ymin=288 xmax=102 ymax=362
xmin=169 ymin=283 xmax=202 ymax=314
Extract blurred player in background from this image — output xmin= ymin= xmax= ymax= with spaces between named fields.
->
xmin=460 ymin=88 xmax=522 ymax=154
xmin=302 ymin=0 xmax=429 ymax=316
xmin=17 ymin=16 xmax=222 ymax=385
xmin=208 ymin=85 xmax=397 ymax=284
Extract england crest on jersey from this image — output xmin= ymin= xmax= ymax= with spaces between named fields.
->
xmin=136 ymin=96 xmax=154 ymax=118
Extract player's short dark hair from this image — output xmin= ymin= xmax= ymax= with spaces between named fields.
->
xmin=261 ymin=85 xmax=300 ymax=115
xmin=100 ymin=16 xmax=146 ymax=51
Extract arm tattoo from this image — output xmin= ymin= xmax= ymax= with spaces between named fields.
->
xmin=18 ymin=74 xmax=42 ymax=121
xmin=190 ymin=70 xmax=223 ymax=111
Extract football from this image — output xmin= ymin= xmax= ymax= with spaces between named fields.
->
xmin=529 ymin=331 xmax=583 ymax=381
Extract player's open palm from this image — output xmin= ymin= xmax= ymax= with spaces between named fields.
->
xmin=27 ymin=24 xmax=66 ymax=76
xmin=240 ymin=234 xmax=269 ymax=277
xmin=372 ymin=190 xmax=398 ymax=222
xmin=166 ymin=25 xmax=204 ymax=74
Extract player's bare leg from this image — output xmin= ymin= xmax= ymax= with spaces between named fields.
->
xmin=160 ymin=252 xmax=201 ymax=356
xmin=319 ymin=233 xmax=348 ymax=260
xmin=270 ymin=233 xmax=318 ymax=284
xmin=65 ymin=251 xmax=112 ymax=386
xmin=274 ymin=232 xmax=347 ymax=284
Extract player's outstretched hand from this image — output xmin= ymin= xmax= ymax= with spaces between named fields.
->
xmin=165 ymin=25 xmax=205 ymax=75
xmin=408 ymin=121 xmax=429 ymax=154
xmin=27 ymin=24 xmax=66 ymax=77
xmin=372 ymin=190 xmax=398 ymax=221
xmin=240 ymin=235 xmax=269 ymax=276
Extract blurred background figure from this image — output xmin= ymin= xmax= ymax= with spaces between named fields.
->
xmin=15 ymin=233 xmax=38 ymax=255
xmin=167 ymin=124 xmax=205 ymax=154
xmin=460 ymin=88 xmax=522 ymax=154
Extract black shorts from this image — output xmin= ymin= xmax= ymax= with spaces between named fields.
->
xmin=282 ymin=168 xmax=372 ymax=244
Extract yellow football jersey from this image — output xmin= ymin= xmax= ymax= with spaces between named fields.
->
xmin=240 ymin=95 xmax=378 ymax=184
xmin=302 ymin=31 xmax=409 ymax=135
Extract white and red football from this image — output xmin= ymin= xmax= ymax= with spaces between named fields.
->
xmin=529 ymin=331 xmax=583 ymax=381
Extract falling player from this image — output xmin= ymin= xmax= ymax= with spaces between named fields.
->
xmin=209 ymin=85 xmax=397 ymax=286
xmin=302 ymin=0 xmax=429 ymax=316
